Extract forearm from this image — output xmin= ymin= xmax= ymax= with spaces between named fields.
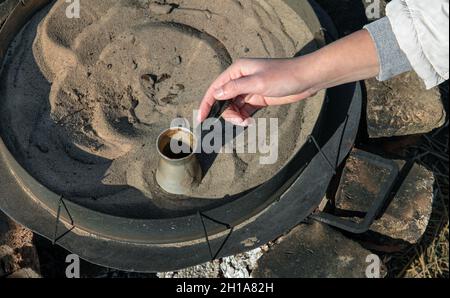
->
xmin=198 ymin=3 xmax=446 ymax=124
xmin=293 ymin=30 xmax=380 ymax=94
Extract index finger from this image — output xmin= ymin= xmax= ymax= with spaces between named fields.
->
xmin=198 ymin=63 xmax=243 ymax=122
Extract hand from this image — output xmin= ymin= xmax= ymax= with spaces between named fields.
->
xmin=198 ymin=30 xmax=381 ymax=126
xmin=198 ymin=58 xmax=317 ymax=126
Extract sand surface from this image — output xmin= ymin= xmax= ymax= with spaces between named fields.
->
xmin=0 ymin=0 xmax=324 ymax=219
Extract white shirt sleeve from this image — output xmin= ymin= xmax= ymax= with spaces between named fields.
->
xmin=386 ymin=0 xmax=449 ymax=89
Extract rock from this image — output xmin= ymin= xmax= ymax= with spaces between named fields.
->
xmin=0 ymin=211 xmax=41 ymax=276
xmin=378 ymin=162 xmax=434 ymax=244
xmin=366 ymin=71 xmax=446 ymax=138
xmin=158 ymin=260 xmax=221 ymax=278
xmin=157 ymin=247 xmax=266 ymax=278
xmin=1 ymin=212 xmax=34 ymax=249
xmin=252 ymin=222 xmax=382 ymax=278
xmin=7 ymin=268 xmax=41 ymax=278
xmin=220 ymin=248 xmax=265 ymax=278
xmin=335 ymin=153 xmax=435 ymax=249
xmin=0 ymin=245 xmax=16 ymax=277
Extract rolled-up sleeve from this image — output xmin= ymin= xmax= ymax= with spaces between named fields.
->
xmin=364 ymin=17 xmax=413 ymax=82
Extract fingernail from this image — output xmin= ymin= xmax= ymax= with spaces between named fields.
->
xmin=197 ymin=113 xmax=203 ymax=122
xmin=214 ymin=88 xmax=224 ymax=98
xmin=243 ymin=118 xmax=256 ymax=127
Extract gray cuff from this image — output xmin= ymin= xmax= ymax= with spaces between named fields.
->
xmin=364 ymin=17 xmax=412 ymax=81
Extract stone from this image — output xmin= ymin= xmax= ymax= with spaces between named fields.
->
xmin=0 ymin=211 xmax=41 ymax=276
xmin=220 ymin=248 xmax=265 ymax=278
xmin=7 ymin=268 xmax=41 ymax=278
xmin=157 ymin=247 xmax=266 ymax=278
xmin=1 ymin=212 xmax=34 ymax=248
xmin=335 ymin=153 xmax=435 ymax=249
xmin=252 ymin=221 xmax=382 ymax=278
xmin=0 ymin=245 xmax=16 ymax=277
xmin=158 ymin=260 xmax=221 ymax=278
xmin=366 ymin=71 xmax=446 ymax=138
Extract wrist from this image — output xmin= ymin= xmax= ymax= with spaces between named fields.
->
xmin=290 ymin=54 xmax=324 ymax=95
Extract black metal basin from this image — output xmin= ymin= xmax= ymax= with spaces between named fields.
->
xmin=0 ymin=0 xmax=362 ymax=272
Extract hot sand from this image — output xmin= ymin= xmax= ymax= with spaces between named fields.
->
xmin=0 ymin=0 xmax=324 ymax=219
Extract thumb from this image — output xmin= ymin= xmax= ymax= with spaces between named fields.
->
xmin=214 ymin=76 xmax=263 ymax=100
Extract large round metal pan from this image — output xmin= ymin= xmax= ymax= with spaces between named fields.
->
xmin=0 ymin=0 xmax=362 ymax=272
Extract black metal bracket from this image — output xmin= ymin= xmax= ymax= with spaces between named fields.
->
xmin=310 ymin=150 xmax=400 ymax=234
xmin=198 ymin=212 xmax=234 ymax=261
xmin=52 ymin=196 xmax=75 ymax=245
xmin=308 ymin=135 xmax=337 ymax=175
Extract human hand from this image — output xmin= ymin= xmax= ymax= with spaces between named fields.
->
xmin=198 ymin=30 xmax=381 ymax=126
xmin=197 ymin=58 xmax=317 ymax=126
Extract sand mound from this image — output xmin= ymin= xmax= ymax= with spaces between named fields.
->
xmin=0 ymin=0 xmax=324 ymax=218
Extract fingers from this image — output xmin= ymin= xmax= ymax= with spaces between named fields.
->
xmin=198 ymin=57 xmax=315 ymax=124
xmin=198 ymin=83 xmax=229 ymax=123
xmin=198 ymin=63 xmax=243 ymax=122
xmin=221 ymin=107 xmax=248 ymax=126
xmin=198 ymin=59 xmax=260 ymax=122
xmin=214 ymin=75 xmax=264 ymax=101
xmin=221 ymin=102 xmax=259 ymax=127
xmin=198 ymin=89 xmax=220 ymax=123
xmin=198 ymin=75 xmax=263 ymax=122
